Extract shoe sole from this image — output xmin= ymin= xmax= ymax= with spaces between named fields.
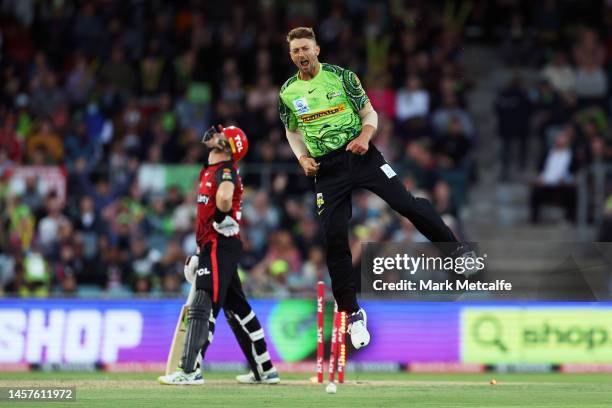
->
xmin=158 ymin=379 xmax=204 ymax=385
xmin=236 ymin=378 xmax=281 ymax=385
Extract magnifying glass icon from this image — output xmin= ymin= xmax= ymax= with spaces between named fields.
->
xmin=473 ymin=315 xmax=508 ymax=352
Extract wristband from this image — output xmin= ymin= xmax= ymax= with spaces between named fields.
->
xmin=214 ymin=207 xmax=231 ymax=223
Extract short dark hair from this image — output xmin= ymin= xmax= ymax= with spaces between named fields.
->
xmin=286 ymin=27 xmax=316 ymax=43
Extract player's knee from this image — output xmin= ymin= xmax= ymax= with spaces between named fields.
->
xmin=325 ymin=230 xmax=350 ymax=253
xmin=188 ymin=290 xmax=212 ymax=321
xmin=393 ymin=191 xmax=419 ymax=215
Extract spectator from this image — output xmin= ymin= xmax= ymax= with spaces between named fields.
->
xmin=530 ymin=129 xmax=576 ymax=223
xmin=396 ymin=76 xmax=430 ymax=122
xmin=495 ymin=76 xmax=532 ymax=180
xmin=64 ymin=121 xmax=97 ymax=168
xmin=541 ymin=52 xmax=575 ymax=98
xmin=246 ymin=75 xmax=278 ymax=112
xmin=243 ymin=191 xmax=280 ymax=255
xmin=146 ymin=195 xmax=173 ymax=251
xmin=0 ymin=113 xmax=22 ymax=162
xmin=37 ymin=193 xmax=69 ymax=255
xmin=5 ymin=195 xmax=35 ymax=251
xmin=29 ymin=72 xmax=67 ymax=118
xmin=54 ymin=244 xmax=84 ymax=294
xmin=73 ymin=157 xmax=134 ymax=212
xmin=431 ymin=91 xmax=474 ymax=137
xmin=433 ymin=116 xmax=471 ymax=173
xmin=292 ymin=246 xmax=327 ymax=293
xmin=99 ymin=46 xmax=135 ymax=96
xmin=598 ymin=195 xmax=612 ymax=241
xmin=26 ymin=120 xmax=64 ymax=163
xmin=573 ymin=29 xmax=607 ymax=108
xmin=19 ymin=176 xmax=43 ymax=214
xmin=18 ymin=250 xmax=49 ymax=297
xmin=66 ymin=52 xmax=95 ymax=105
xmin=126 ymin=236 xmax=161 ymax=293
xmin=367 ymin=75 xmax=396 ymax=119
xmin=155 ymin=239 xmax=185 ymax=296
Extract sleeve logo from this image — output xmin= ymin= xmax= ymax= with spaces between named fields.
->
xmin=222 ymin=168 xmax=233 ymax=181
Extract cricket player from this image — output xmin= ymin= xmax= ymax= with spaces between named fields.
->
xmin=279 ymin=27 xmax=475 ymax=349
xmin=159 ymin=125 xmax=279 ymax=385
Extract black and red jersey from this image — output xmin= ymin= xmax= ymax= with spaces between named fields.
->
xmin=195 ymin=160 xmax=243 ymax=247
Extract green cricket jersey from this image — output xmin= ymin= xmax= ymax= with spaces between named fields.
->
xmin=278 ymin=63 xmax=370 ymax=157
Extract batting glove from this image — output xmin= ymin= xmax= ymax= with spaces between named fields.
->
xmin=213 ymin=216 xmax=240 ymax=237
xmin=184 ymin=254 xmax=199 ymax=283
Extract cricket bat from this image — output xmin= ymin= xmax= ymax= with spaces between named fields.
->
xmin=165 ymin=284 xmax=196 ymax=375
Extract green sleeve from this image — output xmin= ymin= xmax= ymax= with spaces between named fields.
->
xmin=278 ymin=95 xmax=298 ymax=131
xmin=341 ymin=69 xmax=369 ymax=112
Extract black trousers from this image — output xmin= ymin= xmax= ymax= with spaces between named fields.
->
xmin=197 ymin=237 xmax=274 ymax=374
xmin=197 ymin=236 xmax=244 ymax=306
xmin=315 ymin=144 xmax=457 ymax=313
xmin=530 ymin=184 xmax=576 ymax=223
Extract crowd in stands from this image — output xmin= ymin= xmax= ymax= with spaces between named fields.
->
xmin=0 ymin=1 xmax=610 ymax=297
xmin=493 ymin=7 xmax=612 ymax=227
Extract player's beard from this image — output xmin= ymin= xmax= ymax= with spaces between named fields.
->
xmin=298 ymin=57 xmax=318 ymax=78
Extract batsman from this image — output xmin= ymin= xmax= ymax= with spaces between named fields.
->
xmin=159 ymin=125 xmax=279 ymax=385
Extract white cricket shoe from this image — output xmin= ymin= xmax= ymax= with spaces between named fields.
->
xmin=236 ymin=367 xmax=280 ymax=384
xmin=347 ymin=308 xmax=370 ymax=349
xmin=158 ymin=368 xmax=204 ymax=385
xmin=452 ymin=244 xmax=479 ymax=277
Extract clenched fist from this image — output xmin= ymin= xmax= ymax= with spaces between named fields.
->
xmin=298 ymin=155 xmax=320 ymax=177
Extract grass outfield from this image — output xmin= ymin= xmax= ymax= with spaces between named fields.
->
xmin=1 ymin=371 xmax=611 ymax=407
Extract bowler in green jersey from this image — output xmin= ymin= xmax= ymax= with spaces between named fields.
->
xmin=278 ymin=27 xmax=476 ymax=350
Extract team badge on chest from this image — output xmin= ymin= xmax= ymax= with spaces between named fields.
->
xmin=293 ymin=97 xmax=310 ymax=114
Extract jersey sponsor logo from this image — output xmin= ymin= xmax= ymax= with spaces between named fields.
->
xmin=197 ymin=267 xmax=210 ymax=276
xmin=380 ymin=163 xmax=397 ymax=179
xmin=197 ymin=194 xmax=210 ymax=204
xmin=301 ymin=105 xmax=345 ymax=123
xmin=308 ymin=88 xmax=316 ymax=94
xmin=326 ymin=91 xmax=341 ymax=101
xmin=292 ymin=97 xmax=310 ymax=114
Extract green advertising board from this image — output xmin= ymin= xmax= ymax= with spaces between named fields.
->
xmin=461 ymin=308 xmax=612 ymax=363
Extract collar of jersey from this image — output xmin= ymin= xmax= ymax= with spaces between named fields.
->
xmin=206 ymin=159 xmax=233 ymax=168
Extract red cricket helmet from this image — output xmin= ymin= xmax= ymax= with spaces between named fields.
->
xmin=221 ymin=125 xmax=249 ymax=162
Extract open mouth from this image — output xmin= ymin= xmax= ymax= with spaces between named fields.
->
xmin=300 ymin=59 xmax=309 ymax=68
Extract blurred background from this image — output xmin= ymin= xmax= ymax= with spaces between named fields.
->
xmin=1 ymin=0 xmax=612 ymax=371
